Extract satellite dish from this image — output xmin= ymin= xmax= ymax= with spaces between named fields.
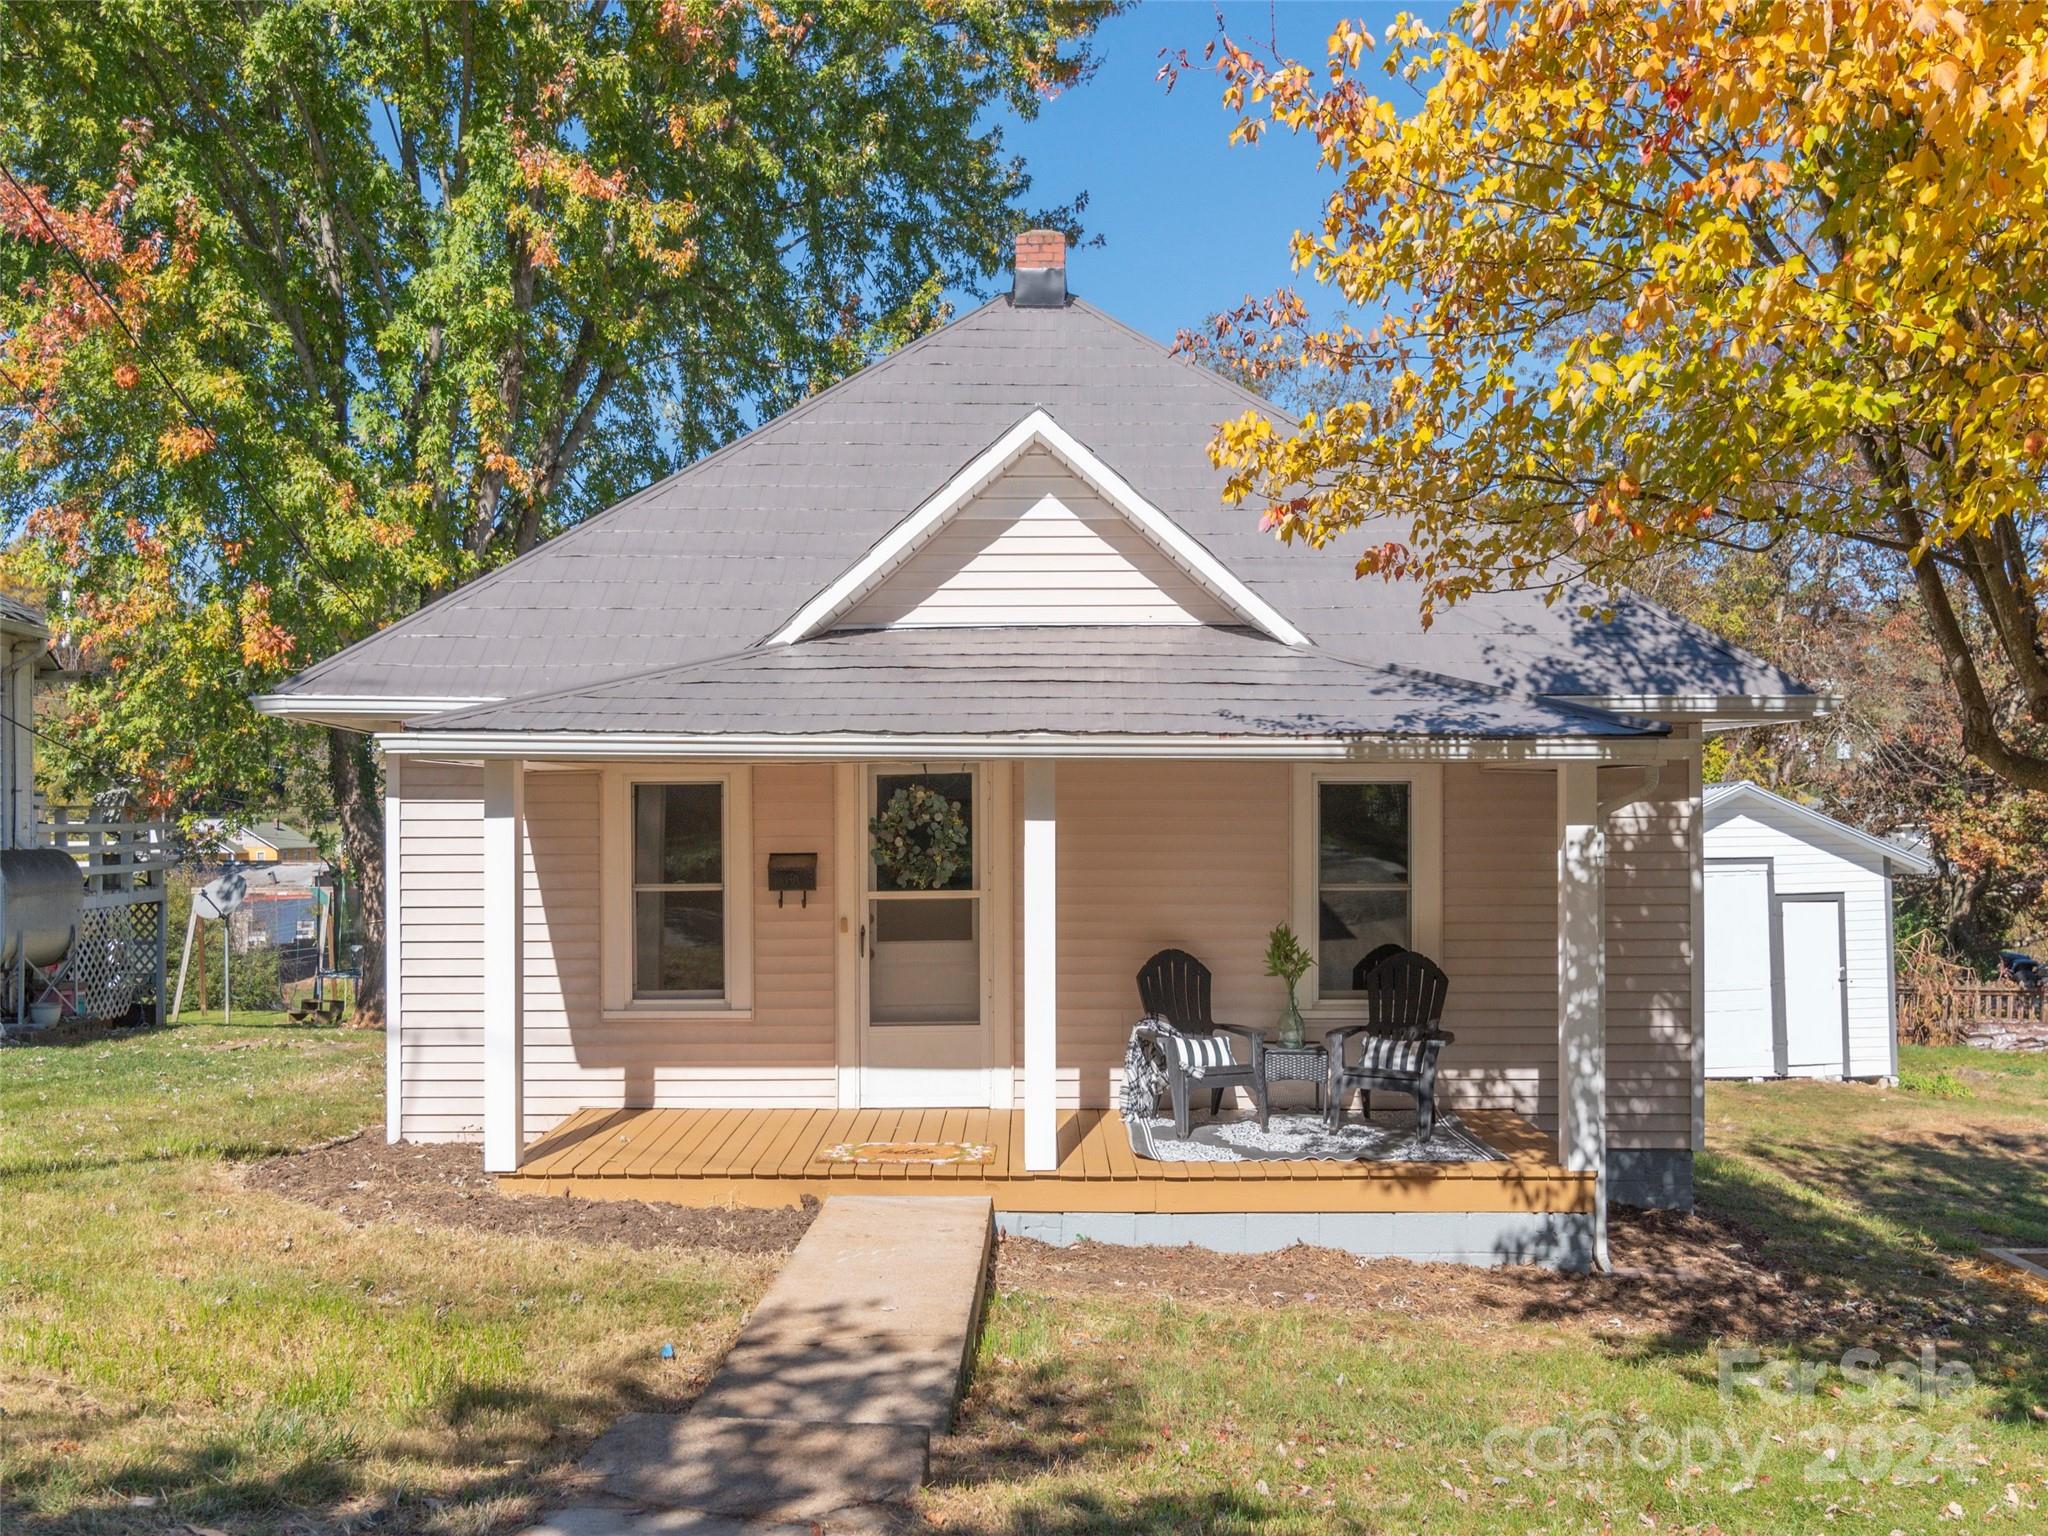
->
xmin=195 ymin=871 xmax=247 ymax=919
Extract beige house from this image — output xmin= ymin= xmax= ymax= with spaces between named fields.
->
xmin=259 ymin=236 xmax=1819 ymax=1269
xmin=196 ymin=819 xmax=324 ymax=865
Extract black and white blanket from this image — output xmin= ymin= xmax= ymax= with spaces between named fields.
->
xmin=1119 ymin=1020 xmax=1500 ymax=1165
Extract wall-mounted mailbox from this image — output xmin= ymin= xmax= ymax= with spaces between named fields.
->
xmin=766 ymin=852 xmax=818 ymax=907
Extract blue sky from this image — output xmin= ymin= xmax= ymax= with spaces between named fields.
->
xmin=969 ymin=2 xmax=1448 ymax=343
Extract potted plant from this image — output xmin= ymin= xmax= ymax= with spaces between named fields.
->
xmin=1264 ymin=922 xmax=1313 ymax=1048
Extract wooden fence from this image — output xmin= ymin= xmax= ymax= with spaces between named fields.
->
xmin=1899 ymin=981 xmax=2047 ymax=1048
xmin=35 ymin=808 xmax=172 ymax=1022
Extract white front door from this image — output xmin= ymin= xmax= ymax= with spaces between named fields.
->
xmin=1705 ymin=862 xmax=1777 ymax=1077
xmin=859 ymin=766 xmax=994 ymax=1107
xmin=1779 ymin=895 xmax=1847 ymax=1077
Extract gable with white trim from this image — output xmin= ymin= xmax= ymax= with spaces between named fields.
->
xmin=770 ymin=409 xmax=1308 ymax=647
xmin=838 ymin=445 xmax=1235 ymax=629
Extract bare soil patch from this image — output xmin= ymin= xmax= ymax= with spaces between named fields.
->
xmin=244 ymin=1126 xmax=816 ymax=1256
xmin=991 ymin=1205 xmax=1901 ymax=1342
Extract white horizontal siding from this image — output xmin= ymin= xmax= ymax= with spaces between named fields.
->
xmin=518 ymin=763 xmax=839 ymax=1132
xmin=840 ymin=446 xmax=1234 ymax=628
xmin=1605 ymin=775 xmax=1696 ymax=1149
xmin=393 ymin=756 xmax=1700 ymax=1155
xmin=1440 ymin=766 xmax=1556 ymax=1126
xmin=1009 ymin=759 xmax=1294 ymax=1108
xmin=1705 ymin=804 xmax=1893 ymax=1077
xmin=395 ymin=759 xmax=484 ymax=1139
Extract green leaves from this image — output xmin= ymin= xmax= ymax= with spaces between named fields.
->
xmin=1199 ymin=0 xmax=2048 ymax=790
xmin=0 ymin=0 xmax=1115 ymax=818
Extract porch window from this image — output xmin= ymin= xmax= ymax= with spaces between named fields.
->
xmin=1316 ymin=780 xmax=1412 ymax=996
xmin=632 ymin=782 xmax=726 ymax=1000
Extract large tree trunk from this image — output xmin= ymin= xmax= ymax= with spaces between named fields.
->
xmin=326 ymin=728 xmax=386 ymax=1026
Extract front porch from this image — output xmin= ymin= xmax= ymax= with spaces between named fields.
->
xmin=381 ymin=742 xmax=1699 ymax=1264
xmin=498 ymin=1105 xmax=1593 ymax=1245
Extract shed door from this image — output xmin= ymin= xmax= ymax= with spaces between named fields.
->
xmin=1779 ymin=894 xmax=1848 ymax=1077
xmin=1705 ymin=862 xmax=1777 ymax=1077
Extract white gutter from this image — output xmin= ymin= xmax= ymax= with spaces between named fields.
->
xmin=376 ymin=729 xmax=1684 ymax=764
xmin=1558 ymin=693 xmax=1835 ymax=730
xmin=253 ymin=694 xmax=501 ymax=728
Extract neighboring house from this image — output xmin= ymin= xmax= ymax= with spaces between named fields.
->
xmin=1703 ymin=781 xmax=1934 ymax=1081
xmin=6 ymin=599 xmax=173 ymax=1024
xmin=226 ymin=861 xmax=327 ymax=951
xmin=197 ymin=819 xmax=324 ymax=865
xmin=257 ymin=235 xmax=1821 ymax=1267
xmin=0 ymin=595 xmax=51 ymax=848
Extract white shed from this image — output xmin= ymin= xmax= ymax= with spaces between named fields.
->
xmin=1703 ymin=781 xmax=1934 ymax=1080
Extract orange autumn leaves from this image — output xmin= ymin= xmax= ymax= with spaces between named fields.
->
xmin=0 ymin=122 xmax=200 ymax=474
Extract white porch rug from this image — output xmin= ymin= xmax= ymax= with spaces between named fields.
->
xmin=1126 ymin=1110 xmax=1503 ymax=1165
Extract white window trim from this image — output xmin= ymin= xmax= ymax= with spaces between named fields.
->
xmin=600 ymin=765 xmax=753 ymax=1020
xmin=1291 ymin=763 xmax=1443 ymax=1017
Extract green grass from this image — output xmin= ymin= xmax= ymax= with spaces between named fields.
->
xmin=1701 ymin=1047 xmax=2048 ymax=1263
xmin=7 ymin=1025 xmax=2047 ymax=1535
xmin=922 ymin=1047 xmax=2048 ymax=1533
xmin=0 ymin=1019 xmax=769 ymax=1534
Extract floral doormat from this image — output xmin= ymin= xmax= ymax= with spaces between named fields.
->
xmin=1126 ymin=1110 xmax=1503 ymax=1165
xmin=819 ymin=1140 xmax=996 ymax=1166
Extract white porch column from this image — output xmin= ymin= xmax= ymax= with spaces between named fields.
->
xmin=1557 ymin=761 xmax=1608 ymax=1266
xmin=482 ymin=757 xmax=526 ymax=1173
xmin=383 ymin=753 xmax=404 ymax=1142
xmin=1021 ymin=759 xmax=1058 ymax=1171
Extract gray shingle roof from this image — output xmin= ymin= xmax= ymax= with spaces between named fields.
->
xmin=424 ymin=627 xmax=1662 ymax=740
xmin=274 ymin=292 xmax=1807 ymax=713
xmin=0 ymin=594 xmax=47 ymax=636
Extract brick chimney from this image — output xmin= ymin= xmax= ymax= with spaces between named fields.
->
xmin=1011 ymin=228 xmax=1068 ymax=308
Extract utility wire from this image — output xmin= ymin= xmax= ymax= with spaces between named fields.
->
xmin=0 ymin=160 xmax=374 ymax=626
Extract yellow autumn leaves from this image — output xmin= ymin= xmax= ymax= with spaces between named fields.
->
xmin=1203 ymin=0 xmax=2048 ymax=615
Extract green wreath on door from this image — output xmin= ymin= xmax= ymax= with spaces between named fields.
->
xmin=870 ymin=783 xmax=970 ymax=890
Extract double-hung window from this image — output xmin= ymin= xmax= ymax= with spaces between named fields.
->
xmin=1294 ymin=766 xmax=1441 ymax=1006
xmin=1315 ymin=781 xmax=1412 ymax=996
xmin=632 ymin=782 xmax=726 ymax=999
xmin=603 ymin=768 xmax=752 ymax=1016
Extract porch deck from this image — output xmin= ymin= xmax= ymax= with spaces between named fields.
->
xmin=497 ymin=1106 xmax=1593 ymax=1215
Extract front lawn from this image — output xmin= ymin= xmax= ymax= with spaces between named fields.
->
xmin=4 ymin=1030 xmax=2045 ymax=1534
xmin=0 ymin=1020 xmax=773 ymax=1534
xmin=925 ymin=1051 xmax=2048 ymax=1533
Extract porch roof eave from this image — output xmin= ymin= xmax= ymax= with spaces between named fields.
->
xmin=371 ymin=727 xmax=1679 ymax=764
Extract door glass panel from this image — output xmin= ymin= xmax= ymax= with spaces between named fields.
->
xmin=868 ymin=769 xmax=980 ymax=1028
xmin=875 ymin=898 xmax=976 ymax=944
xmin=869 ymin=898 xmax=980 ymax=1025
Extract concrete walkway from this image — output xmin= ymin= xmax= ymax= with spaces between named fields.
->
xmin=525 ymin=1195 xmax=993 ymax=1533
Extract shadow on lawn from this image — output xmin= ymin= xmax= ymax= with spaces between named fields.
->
xmin=1682 ymin=1130 xmax=2048 ymax=1422
xmin=1702 ymin=1125 xmax=2048 ymax=1260
xmin=897 ymin=1488 xmax=1292 ymax=1535
xmin=933 ymin=1356 xmax=1147 ymax=1489
xmin=2 ymin=1350 xmax=696 ymax=1536
xmin=0 ymin=1140 xmax=328 ymax=1182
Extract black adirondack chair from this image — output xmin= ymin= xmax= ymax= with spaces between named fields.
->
xmin=1325 ymin=950 xmax=1454 ymax=1136
xmin=1355 ymin=942 xmax=1408 ymax=978
xmin=1134 ymin=948 xmax=1269 ymax=1138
